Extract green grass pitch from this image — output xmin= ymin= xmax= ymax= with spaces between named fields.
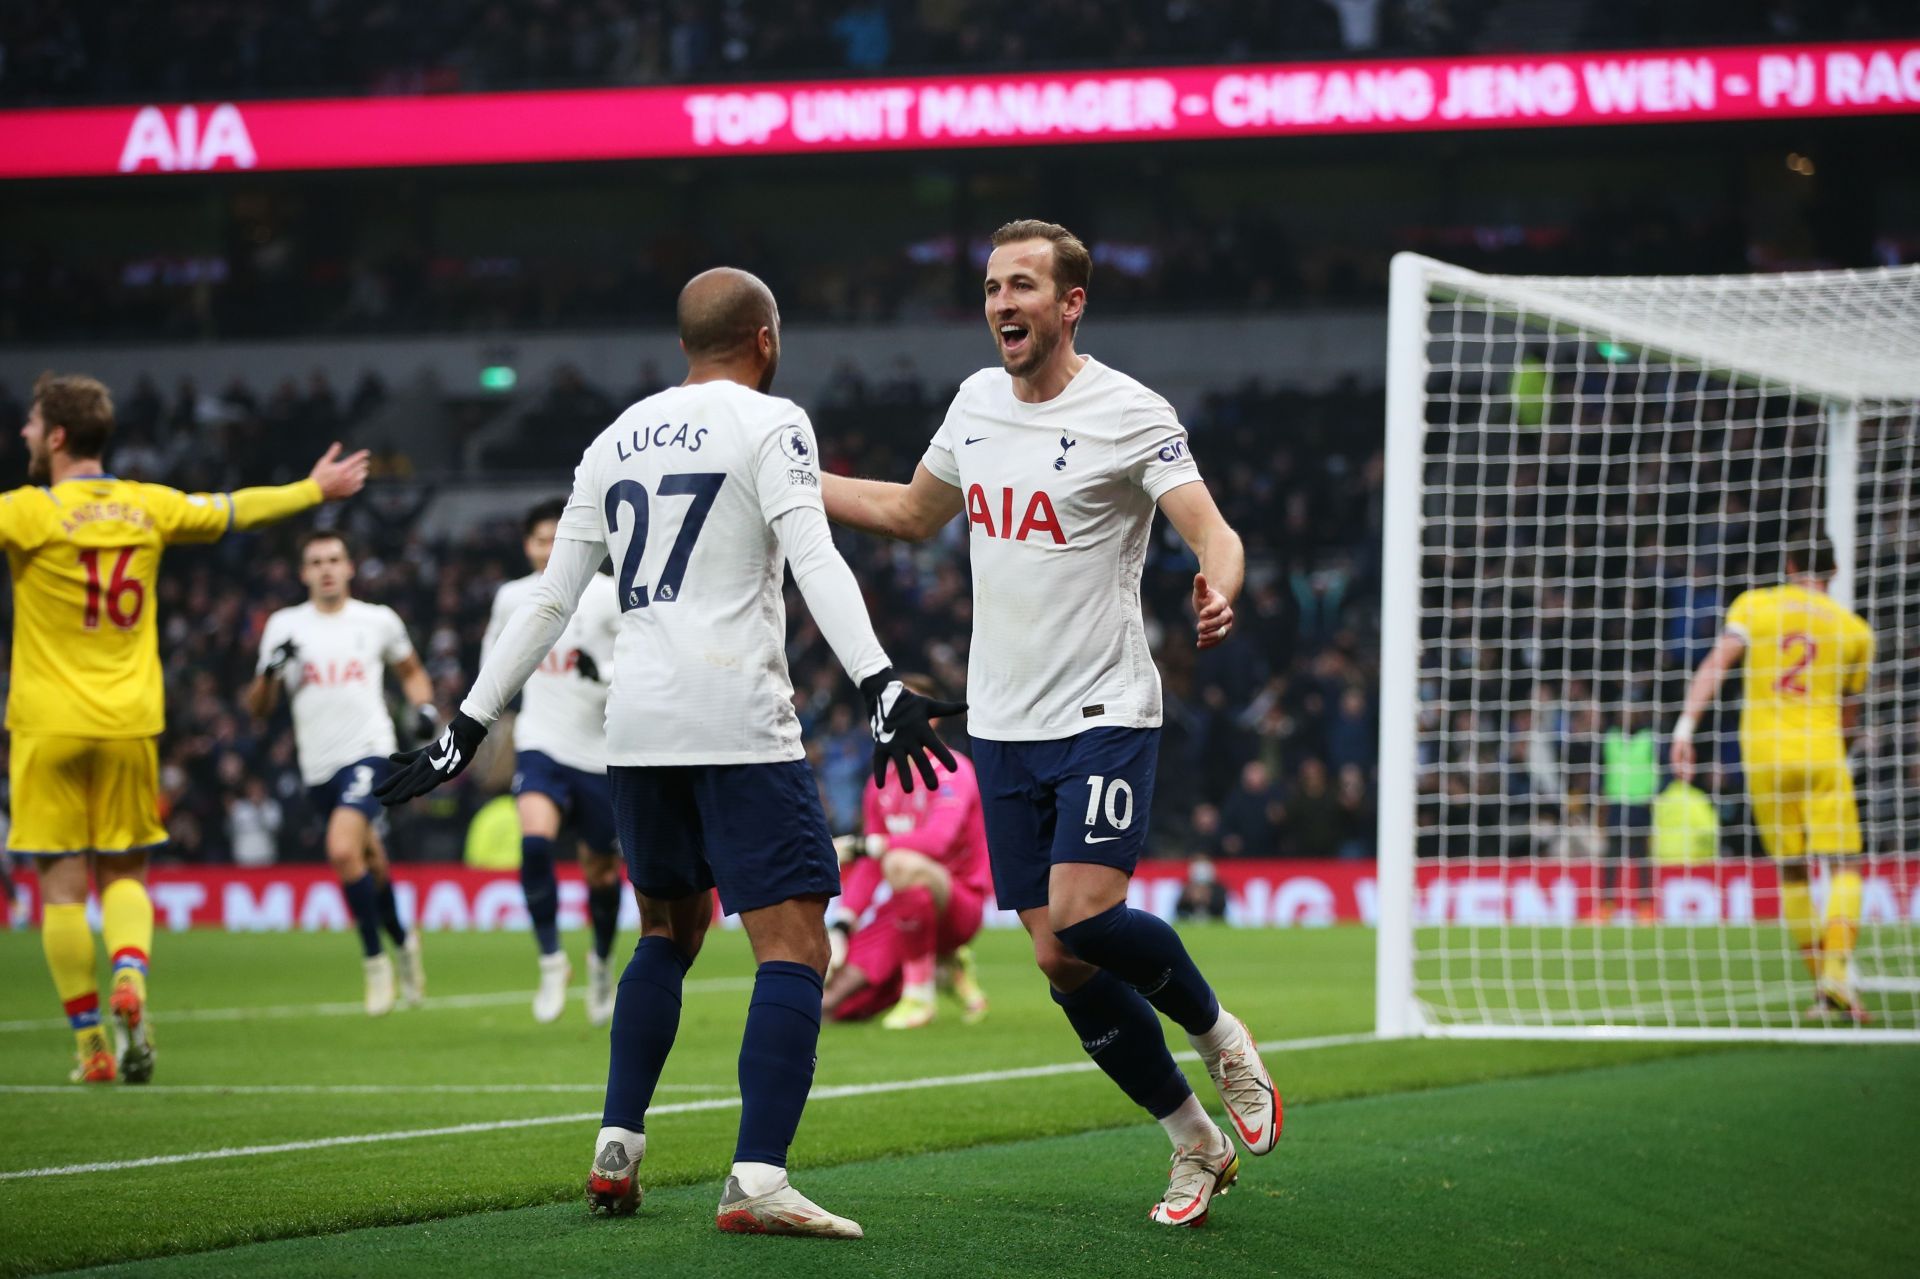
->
xmin=1 ymin=925 xmax=1915 ymax=1277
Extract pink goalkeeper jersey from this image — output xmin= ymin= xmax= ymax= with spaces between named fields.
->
xmin=861 ymin=751 xmax=992 ymax=898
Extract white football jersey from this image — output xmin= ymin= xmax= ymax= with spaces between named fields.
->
xmin=555 ymin=381 xmax=830 ymax=765
xmin=922 ymin=356 xmax=1202 ymax=741
xmin=483 ymin=571 xmax=619 ymax=774
xmin=257 ymin=599 xmax=414 ymax=785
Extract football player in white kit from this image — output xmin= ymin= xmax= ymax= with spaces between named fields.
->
xmin=821 ymin=220 xmax=1279 ymax=1228
xmin=246 ymin=531 xmax=435 ymax=1017
xmin=483 ymin=498 xmax=625 ymax=1025
xmin=379 ymin=267 xmax=959 ymax=1240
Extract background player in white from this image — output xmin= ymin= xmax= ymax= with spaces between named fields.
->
xmin=484 ymin=498 xmax=625 ymax=1024
xmin=246 ymin=531 xmax=435 ymax=1016
xmin=378 ymin=267 xmax=959 ymax=1240
xmin=821 ymin=219 xmax=1279 ymax=1229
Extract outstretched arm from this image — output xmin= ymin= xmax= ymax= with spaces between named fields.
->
xmin=460 ymin=536 xmax=599 ymax=728
xmin=166 ymin=444 xmax=371 ymax=542
xmin=1671 ymin=631 xmax=1746 ymax=782
xmin=821 ymin=463 xmax=963 ymax=543
xmin=378 ymin=536 xmax=597 ymax=805
xmin=1159 ymin=480 xmax=1244 ymax=649
xmin=773 ymin=504 xmax=964 ymax=791
xmin=773 ymin=504 xmax=890 ymax=686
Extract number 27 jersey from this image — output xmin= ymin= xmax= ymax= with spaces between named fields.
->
xmin=556 ymin=381 xmax=827 ymax=766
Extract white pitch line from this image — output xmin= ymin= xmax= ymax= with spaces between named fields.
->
xmin=0 ymin=1082 xmax=732 ymax=1097
xmin=0 ymin=978 xmax=754 ymax=1034
xmin=0 ymin=1031 xmax=1377 ymax=1181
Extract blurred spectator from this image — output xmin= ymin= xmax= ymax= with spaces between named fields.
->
xmin=1176 ymin=857 xmax=1228 ymax=921
xmin=1335 ymin=763 xmax=1373 ymax=860
xmin=1286 ymin=757 xmax=1344 ymax=857
xmin=1220 ymin=761 xmax=1286 ymax=858
xmin=227 ymin=778 xmax=284 ymax=867
xmin=1188 ymin=802 xmax=1225 ymax=860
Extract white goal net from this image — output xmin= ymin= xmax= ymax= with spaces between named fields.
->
xmin=1376 ymin=253 xmax=1920 ymax=1042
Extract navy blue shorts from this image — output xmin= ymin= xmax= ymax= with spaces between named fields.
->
xmin=309 ymin=757 xmax=391 ymax=820
xmin=970 ymin=727 xmax=1159 ymax=913
xmin=513 ymin=751 xmax=617 ymax=854
xmin=610 ymin=759 xmax=839 ymax=916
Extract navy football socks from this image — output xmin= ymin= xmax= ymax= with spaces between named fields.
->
xmin=587 ymin=882 xmax=622 ymax=961
xmin=376 ymin=877 xmax=408 ymax=946
xmin=1055 ymin=903 xmax=1222 ymax=1035
xmin=734 ymin=961 xmax=825 ymax=1168
xmin=519 ymin=835 xmax=561 ymax=955
xmin=601 ymin=936 xmax=693 ymax=1132
xmin=342 ymin=872 xmax=384 ymax=958
xmin=1051 ymin=969 xmax=1193 ymax=1119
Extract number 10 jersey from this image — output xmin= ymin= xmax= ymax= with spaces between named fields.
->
xmin=556 ymin=381 xmax=829 ymax=766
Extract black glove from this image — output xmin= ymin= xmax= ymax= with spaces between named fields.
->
xmin=861 ymin=669 xmax=966 ymax=794
xmin=264 ymin=638 xmax=299 ymax=678
xmin=377 ymin=712 xmax=486 ymax=805
xmin=575 ymin=651 xmax=603 ymax=683
xmin=411 ymin=704 xmax=440 ymax=743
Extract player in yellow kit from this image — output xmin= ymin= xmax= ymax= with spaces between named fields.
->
xmin=1671 ymin=534 xmax=1876 ymax=1023
xmin=7 ymin=373 xmax=369 ymax=1082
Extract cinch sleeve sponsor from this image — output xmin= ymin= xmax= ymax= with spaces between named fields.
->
xmin=1117 ymin=394 xmax=1202 ymax=501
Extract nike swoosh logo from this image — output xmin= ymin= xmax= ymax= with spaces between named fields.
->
xmin=963 ymin=436 xmax=989 ymax=445
xmin=1229 ymin=1108 xmax=1265 ymax=1148
xmin=1084 ymin=833 xmax=1121 ymax=845
xmin=428 ymin=745 xmax=461 ymax=771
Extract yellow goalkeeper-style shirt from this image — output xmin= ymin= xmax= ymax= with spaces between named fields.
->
xmin=1723 ymin=583 xmax=1873 ymax=757
xmin=0 ymin=474 xmax=323 ymax=739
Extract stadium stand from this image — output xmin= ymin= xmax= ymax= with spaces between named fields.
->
xmin=6 ymin=2 xmax=1909 ymax=105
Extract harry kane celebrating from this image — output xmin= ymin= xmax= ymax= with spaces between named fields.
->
xmin=378 ymin=267 xmax=959 ymax=1240
xmin=484 ymin=499 xmax=625 ymax=1025
xmin=247 ymin=532 xmax=433 ymax=1016
xmin=822 ymin=220 xmax=1279 ymax=1227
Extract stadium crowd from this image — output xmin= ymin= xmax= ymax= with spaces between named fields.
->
xmin=0 ymin=362 xmax=1386 ymax=868
xmin=4 ymin=1 xmax=1900 ymax=105
xmin=4 ymin=190 xmax=1834 ymax=345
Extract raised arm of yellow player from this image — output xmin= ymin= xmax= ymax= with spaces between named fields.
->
xmin=158 ymin=444 xmax=370 ymax=544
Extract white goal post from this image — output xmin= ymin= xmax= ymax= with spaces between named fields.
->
xmin=1376 ymin=252 xmax=1920 ymax=1042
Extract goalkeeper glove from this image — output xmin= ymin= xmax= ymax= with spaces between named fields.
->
xmin=860 ymin=668 xmax=966 ymax=794
xmin=377 ymin=712 xmax=486 ymax=805
xmin=264 ymin=638 xmax=299 ymax=678
xmin=411 ymin=704 xmax=440 ymax=743
xmin=575 ymin=651 xmax=603 ymax=683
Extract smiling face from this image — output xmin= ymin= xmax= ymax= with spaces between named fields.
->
xmin=983 ymin=238 xmax=1084 ymax=379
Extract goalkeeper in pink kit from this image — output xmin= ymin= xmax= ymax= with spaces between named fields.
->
xmin=824 ymin=728 xmax=991 ymax=1030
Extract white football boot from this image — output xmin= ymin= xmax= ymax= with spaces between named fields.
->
xmin=398 ymin=931 xmax=426 ymax=1008
xmin=533 ymin=951 xmax=572 ymax=1024
xmin=1148 ymin=1127 xmax=1239 ymax=1227
xmin=585 ymin=951 xmax=616 ymax=1026
xmin=1194 ymin=1013 xmax=1282 ymax=1155
xmin=715 ymin=1172 xmax=863 ymax=1239
xmin=363 ymin=953 xmax=396 ymax=1017
xmin=586 ymin=1133 xmax=644 ymax=1216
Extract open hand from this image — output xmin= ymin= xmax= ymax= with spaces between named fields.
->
xmin=310 ymin=442 xmax=372 ymax=501
xmin=1193 ymin=572 xmax=1234 ymax=649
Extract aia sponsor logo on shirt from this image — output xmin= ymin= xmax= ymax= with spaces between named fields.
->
xmin=965 ymin=484 xmax=1066 ymax=544
xmin=301 ymin=659 xmax=370 ymax=687
xmin=537 ymin=647 xmax=581 ymax=676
